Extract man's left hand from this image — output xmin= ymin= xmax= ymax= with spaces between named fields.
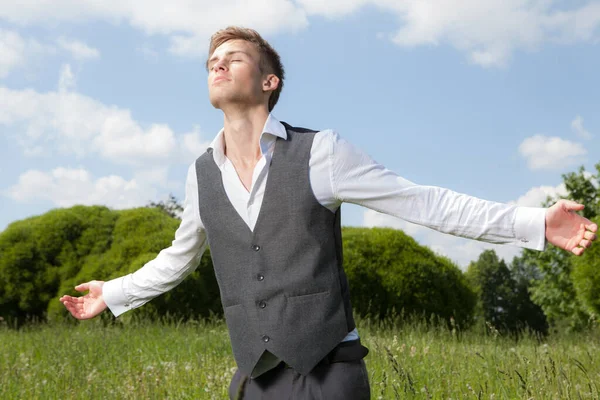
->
xmin=546 ymin=199 xmax=598 ymax=256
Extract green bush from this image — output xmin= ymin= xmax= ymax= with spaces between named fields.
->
xmin=342 ymin=227 xmax=476 ymax=326
xmin=0 ymin=206 xmax=118 ymax=322
xmin=0 ymin=206 xmax=221 ymax=324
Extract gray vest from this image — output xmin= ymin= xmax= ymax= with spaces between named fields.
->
xmin=195 ymin=123 xmax=355 ymax=376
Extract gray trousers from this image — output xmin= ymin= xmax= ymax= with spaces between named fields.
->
xmin=228 ymin=360 xmax=371 ymax=400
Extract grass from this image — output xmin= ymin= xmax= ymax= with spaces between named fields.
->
xmin=1 ymin=317 xmax=599 ymax=399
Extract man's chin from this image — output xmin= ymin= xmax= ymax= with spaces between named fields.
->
xmin=209 ymin=96 xmax=224 ymax=110
xmin=209 ymin=92 xmax=239 ymax=110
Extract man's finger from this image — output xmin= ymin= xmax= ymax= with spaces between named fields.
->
xmin=586 ymin=223 xmax=598 ymax=233
xmin=63 ymin=301 xmax=83 ymax=317
xmin=580 ymin=239 xmax=592 ymax=248
xmin=576 ymin=223 xmax=586 ymax=243
xmin=74 ymin=282 xmax=90 ymax=292
xmin=584 ymin=230 xmax=597 ymax=241
xmin=63 ymin=300 xmax=83 ymax=311
xmin=60 ymin=295 xmax=83 ymax=304
xmin=572 ymin=246 xmax=584 ymax=256
xmin=561 ymin=200 xmax=585 ymax=211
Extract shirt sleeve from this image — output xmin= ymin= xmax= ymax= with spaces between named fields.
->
xmin=102 ymin=162 xmax=209 ymax=317
xmin=327 ymin=130 xmax=547 ymax=251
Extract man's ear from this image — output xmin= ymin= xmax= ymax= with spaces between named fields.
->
xmin=263 ymin=74 xmax=280 ymax=93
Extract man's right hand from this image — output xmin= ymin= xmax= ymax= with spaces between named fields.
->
xmin=59 ymin=280 xmax=107 ymax=320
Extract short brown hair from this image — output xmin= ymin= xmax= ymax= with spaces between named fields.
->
xmin=207 ymin=26 xmax=285 ymax=112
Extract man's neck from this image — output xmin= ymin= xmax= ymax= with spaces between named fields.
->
xmin=222 ymin=106 xmax=269 ymax=168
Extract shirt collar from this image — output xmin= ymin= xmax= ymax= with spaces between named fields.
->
xmin=209 ymin=114 xmax=287 ymax=167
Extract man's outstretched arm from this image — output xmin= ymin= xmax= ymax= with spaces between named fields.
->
xmin=60 ymin=163 xmax=208 ymax=320
xmin=326 ymin=130 xmax=597 ymax=254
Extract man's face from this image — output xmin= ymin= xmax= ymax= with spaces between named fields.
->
xmin=207 ymin=39 xmax=266 ymax=110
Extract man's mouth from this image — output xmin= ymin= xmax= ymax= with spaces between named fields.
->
xmin=213 ymin=76 xmax=229 ymax=84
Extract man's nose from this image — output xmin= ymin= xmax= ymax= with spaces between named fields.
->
xmin=212 ymin=59 xmax=227 ymax=72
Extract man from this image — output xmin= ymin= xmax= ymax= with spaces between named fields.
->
xmin=60 ymin=26 xmax=598 ymax=399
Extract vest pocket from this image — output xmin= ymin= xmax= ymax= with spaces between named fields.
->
xmin=285 ymin=290 xmax=333 ymax=335
xmin=286 ymin=290 xmax=330 ymax=300
xmin=223 ymin=303 xmax=243 ymax=323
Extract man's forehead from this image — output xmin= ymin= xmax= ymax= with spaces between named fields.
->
xmin=212 ymin=39 xmax=256 ymax=56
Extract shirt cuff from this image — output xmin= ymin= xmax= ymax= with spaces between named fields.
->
xmin=102 ymin=276 xmax=133 ymax=318
xmin=514 ymin=206 xmax=547 ymax=251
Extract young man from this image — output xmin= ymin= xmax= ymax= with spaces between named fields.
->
xmin=60 ymin=27 xmax=597 ymax=399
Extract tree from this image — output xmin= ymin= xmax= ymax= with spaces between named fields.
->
xmin=509 ymin=256 xmax=548 ymax=335
xmin=571 ymin=215 xmax=600 ymax=317
xmin=146 ymin=194 xmax=184 ymax=219
xmin=515 ymin=162 xmax=599 ymax=331
xmin=466 ymin=250 xmax=516 ymax=332
xmin=466 ymin=250 xmax=548 ymax=336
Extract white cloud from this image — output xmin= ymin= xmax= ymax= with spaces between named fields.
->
xmin=163 ymin=0 xmax=308 ymax=57
xmin=571 ymin=115 xmax=593 ymax=140
xmin=0 ymin=0 xmax=309 ymax=58
xmin=0 ymin=29 xmax=26 ymax=78
xmin=297 ymin=0 xmax=368 ymax=17
xmin=518 ymin=135 xmax=587 ymax=170
xmin=133 ymin=166 xmax=170 ymax=188
xmin=512 ymin=183 xmax=567 ymax=207
xmin=584 ymin=171 xmax=600 ymax=189
xmin=0 ymin=28 xmax=51 ymax=78
xmin=301 ymin=0 xmax=600 ymax=68
xmin=428 ymin=234 xmax=522 ymax=268
xmin=7 ymin=167 xmax=156 ymax=209
xmin=92 ymin=119 xmax=178 ymax=163
xmin=58 ymin=64 xmax=76 ymax=92
xmin=0 ymin=29 xmax=99 ymax=80
xmin=0 ymin=68 xmax=209 ymax=166
xmin=180 ymin=126 xmax=211 ymax=164
xmin=3 ymin=1 xmax=599 ymax=64
xmin=137 ymin=43 xmax=159 ymax=62
xmin=56 ymin=37 xmax=100 ymax=60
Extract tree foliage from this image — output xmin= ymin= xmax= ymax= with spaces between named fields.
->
xmin=466 ymin=251 xmax=514 ymax=330
xmin=146 ymin=194 xmax=184 ymax=220
xmin=0 ymin=206 xmax=220 ymax=324
xmin=509 ymin=255 xmax=549 ymax=335
xmin=571 ymin=215 xmax=600 ymax=317
xmin=343 ymin=227 xmax=476 ymax=326
xmin=515 ymin=162 xmax=600 ymax=331
xmin=466 ymin=250 xmax=547 ymax=336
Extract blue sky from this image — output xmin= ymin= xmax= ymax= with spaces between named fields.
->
xmin=1 ymin=1 xmax=599 ymax=268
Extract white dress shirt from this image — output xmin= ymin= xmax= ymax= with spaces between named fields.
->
xmin=103 ymin=114 xmax=547 ymax=343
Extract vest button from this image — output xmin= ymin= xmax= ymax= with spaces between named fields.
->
xmin=258 ymin=301 xmax=266 ymax=309
xmin=257 ymin=274 xmax=264 ymax=281
xmin=252 ymin=244 xmax=261 ymax=252
xmin=262 ymin=335 xmax=270 ymax=343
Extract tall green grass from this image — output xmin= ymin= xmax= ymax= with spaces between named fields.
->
xmin=1 ymin=317 xmax=599 ymax=399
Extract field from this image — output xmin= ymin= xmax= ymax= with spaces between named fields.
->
xmin=1 ymin=318 xmax=599 ymax=399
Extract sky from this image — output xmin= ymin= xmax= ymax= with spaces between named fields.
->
xmin=1 ymin=1 xmax=599 ymax=268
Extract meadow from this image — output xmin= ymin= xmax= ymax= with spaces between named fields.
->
xmin=1 ymin=317 xmax=599 ymax=399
